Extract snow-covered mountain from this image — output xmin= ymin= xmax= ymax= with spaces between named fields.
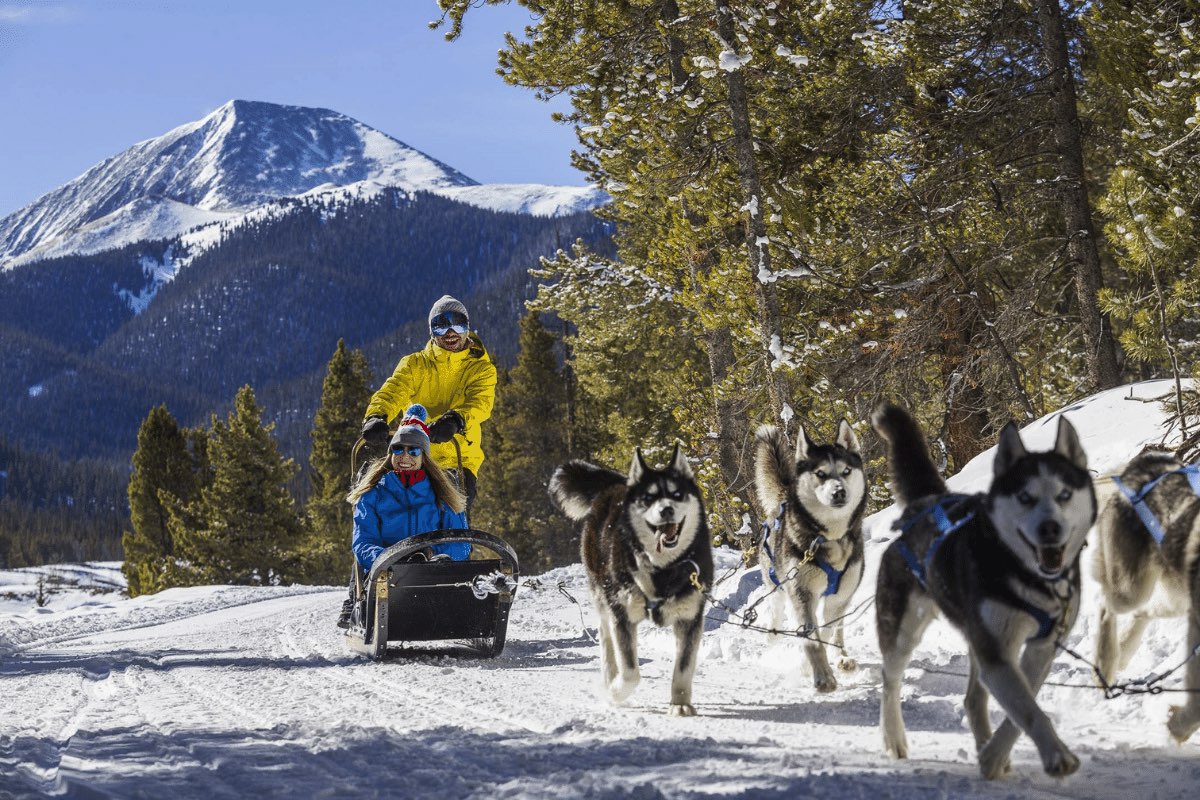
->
xmin=0 ymin=99 xmax=605 ymax=269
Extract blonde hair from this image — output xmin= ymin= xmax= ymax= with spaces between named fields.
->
xmin=346 ymin=449 xmax=467 ymax=515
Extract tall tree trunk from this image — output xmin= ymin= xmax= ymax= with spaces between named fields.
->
xmin=663 ymin=0 xmax=760 ymax=537
xmin=1035 ymin=0 xmax=1121 ymax=390
xmin=713 ymin=0 xmax=788 ymax=421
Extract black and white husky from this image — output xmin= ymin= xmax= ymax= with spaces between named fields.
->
xmin=549 ymin=444 xmax=714 ymax=716
xmin=1093 ymin=450 xmax=1200 ymax=743
xmin=754 ymin=421 xmax=866 ymax=692
xmin=872 ymin=402 xmax=1096 ymax=780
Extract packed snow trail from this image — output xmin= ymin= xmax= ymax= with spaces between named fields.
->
xmin=2 ymin=554 xmax=1197 ymax=800
xmin=2 ymin=381 xmax=1199 ymax=799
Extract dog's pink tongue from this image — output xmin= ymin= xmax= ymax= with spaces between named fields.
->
xmin=656 ymin=523 xmax=681 ymax=552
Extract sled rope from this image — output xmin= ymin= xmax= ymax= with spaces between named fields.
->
xmin=915 ymin=640 xmax=1200 ymax=697
xmin=1051 ymin=638 xmax=1200 ymax=697
xmin=688 ymin=567 xmax=875 ymax=650
xmin=523 ymin=575 xmax=597 ymax=642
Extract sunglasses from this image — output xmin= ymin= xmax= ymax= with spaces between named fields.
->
xmin=390 ymin=446 xmax=423 ymax=457
xmin=431 ymin=312 xmax=469 ymax=337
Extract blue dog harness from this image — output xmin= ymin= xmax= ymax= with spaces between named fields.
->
xmin=760 ymin=502 xmax=845 ymax=597
xmin=893 ymin=494 xmax=975 ymax=590
xmin=1112 ymin=463 xmax=1200 ymax=546
xmin=893 ymin=494 xmax=1068 ymax=641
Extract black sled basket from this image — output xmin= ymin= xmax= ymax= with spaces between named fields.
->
xmin=344 ymin=528 xmax=519 ymax=660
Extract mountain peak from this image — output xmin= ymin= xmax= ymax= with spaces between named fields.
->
xmin=0 ymin=100 xmax=481 ymax=267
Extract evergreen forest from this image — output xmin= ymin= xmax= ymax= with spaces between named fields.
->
xmin=12 ymin=0 xmax=1200 ymax=581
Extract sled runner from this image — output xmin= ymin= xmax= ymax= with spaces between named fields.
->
xmin=343 ymin=528 xmax=519 ymax=660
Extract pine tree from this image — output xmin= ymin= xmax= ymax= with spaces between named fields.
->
xmin=170 ymin=386 xmax=301 ymax=585
xmin=473 ymin=312 xmax=575 ymax=571
xmin=299 ymin=339 xmax=374 ymax=585
xmin=121 ymin=405 xmax=202 ymax=597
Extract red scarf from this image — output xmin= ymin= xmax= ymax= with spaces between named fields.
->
xmin=393 ymin=468 xmax=427 ymax=488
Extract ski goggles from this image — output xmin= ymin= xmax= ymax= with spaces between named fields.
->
xmin=430 ymin=312 xmax=469 ymax=337
xmin=390 ymin=446 xmax=424 ymax=457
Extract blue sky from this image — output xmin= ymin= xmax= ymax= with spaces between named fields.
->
xmin=0 ymin=0 xmax=582 ymax=217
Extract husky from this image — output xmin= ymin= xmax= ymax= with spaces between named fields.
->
xmin=1093 ymin=450 xmax=1200 ymax=743
xmin=872 ymin=402 xmax=1095 ymax=780
xmin=754 ymin=421 xmax=866 ymax=692
xmin=549 ymin=444 xmax=714 ymax=716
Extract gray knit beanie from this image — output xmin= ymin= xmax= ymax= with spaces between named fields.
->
xmin=428 ymin=295 xmax=469 ymax=331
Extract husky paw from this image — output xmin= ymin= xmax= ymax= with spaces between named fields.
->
xmin=669 ymin=703 xmax=696 ymax=717
xmin=1042 ymin=746 xmax=1080 ymax=778
xmin=978 ymin=744 xmax=1011 ymax=780
xmin=837 ymin=656 xmax=858 ymax=672
xmin=813 ymin=672 xmax=838 ymax=693
xmin=1167 ymin=705 xmax=1200 ymax=743
xmin=608 ymin=673 xmax=640 ymax=704
xmin=883 ymin=736 xmax=908 ymax=760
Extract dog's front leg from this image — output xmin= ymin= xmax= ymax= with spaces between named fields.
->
xmin=791 ymin=587 xmax=837 ymax=692
xmin=975 ymin=641 xmax=1077 ymax=779
xmin=823 ymin=559 xmax=863 ymax=672
xmin=1167 ymin=612 xmax=1200 ymax=743
xmin=669 ymin=605 xmax=704 ymax=716
xmin=607 ymin=607 xmax=641 ymax=704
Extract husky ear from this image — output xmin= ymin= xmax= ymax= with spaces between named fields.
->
xmin=1054 ymin=416 xmax=1088 ymax=471
xmin=993 ymin=421 xmax=1027 ymax=477
xmin=669 ymin=441 xmax=693 ymax=479
xmin=837 ymin=420 xmax=860 ymax=454
xmin=628 ymin=448 xmax=649 ymax=485
xmin=794 ymin=426 xmax=810 ymax=461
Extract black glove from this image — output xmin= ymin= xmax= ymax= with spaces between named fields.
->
xmin=361 ymin=415 xmax=390 ymax=451
xmin=428 ymin=410 xmax=465 ymax=444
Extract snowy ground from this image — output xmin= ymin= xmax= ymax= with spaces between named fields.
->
xmin=2 ymin=381 xmax=1198 ymax=799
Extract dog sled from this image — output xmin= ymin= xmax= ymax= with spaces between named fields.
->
xmin=343 ymin=528 xmax=520 ymax=660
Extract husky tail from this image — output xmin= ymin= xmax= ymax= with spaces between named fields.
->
xmin=754 ymin=425 xmax=795 ymax=511
xmin=871 ymin=402 xmax=946 ymax=505
xmin=549 ymin=460 xmax=626 ymax=521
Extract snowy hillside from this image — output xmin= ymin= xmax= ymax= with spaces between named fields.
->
xmin=2 ymin=381 xmax=1197 ymax=798
xmin=0 ymin=100 xmax=605 ymax=269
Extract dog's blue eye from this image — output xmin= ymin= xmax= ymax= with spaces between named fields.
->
xmin=1056 ymin=489 xmax=1072 ymax=502
xmin=841 ymin=467 xmax=851 ymax=477
xmin=816 ymin=470 xmax=827 ymax=479
xmin=1017 ymin=491 xmax=1036 ymax=506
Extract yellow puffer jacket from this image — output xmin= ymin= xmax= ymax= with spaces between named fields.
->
xmin=364 ymin=333 xmax=497 ymax=474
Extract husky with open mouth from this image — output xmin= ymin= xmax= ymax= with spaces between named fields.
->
xmin=872 ymin=402 xmax=1095 ymax=780
xmin=549 ymin=444 xmax=713 ymax=715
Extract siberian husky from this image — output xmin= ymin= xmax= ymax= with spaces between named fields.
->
xmin=549 ymin=444 xmax=713 ymax=716
xmin=1093 ymin=450 xmax=1200 ymax=742
xmin=754 ymin=421 xmax=866 ymax=692
xmin=872 ymin=402 xmax=1096 ymax=779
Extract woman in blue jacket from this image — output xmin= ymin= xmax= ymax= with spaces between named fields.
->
xmin=347 ymin=404 xmax=469 ymax=572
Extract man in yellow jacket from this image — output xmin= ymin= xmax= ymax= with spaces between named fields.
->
xmin=361 ymin=295 xmax=496 ymax=508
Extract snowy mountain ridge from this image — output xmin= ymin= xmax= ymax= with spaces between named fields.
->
xmin=0 ymin=100 xmax=606 ymax=270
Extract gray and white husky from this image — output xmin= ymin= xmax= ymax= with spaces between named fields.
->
xmin=1093 ymin=450 xmax=1200 ymax=743
xmin=872 ymin=402 xmax=1096 ymax=780
xmin=754 ymin=421 xmax=866 ymax=692
xmin=549 ymin=444 xmax=714 ymax=716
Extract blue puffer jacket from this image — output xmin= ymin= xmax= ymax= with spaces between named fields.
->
xmin=352 ymin=471 xmax=470 ymax=570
